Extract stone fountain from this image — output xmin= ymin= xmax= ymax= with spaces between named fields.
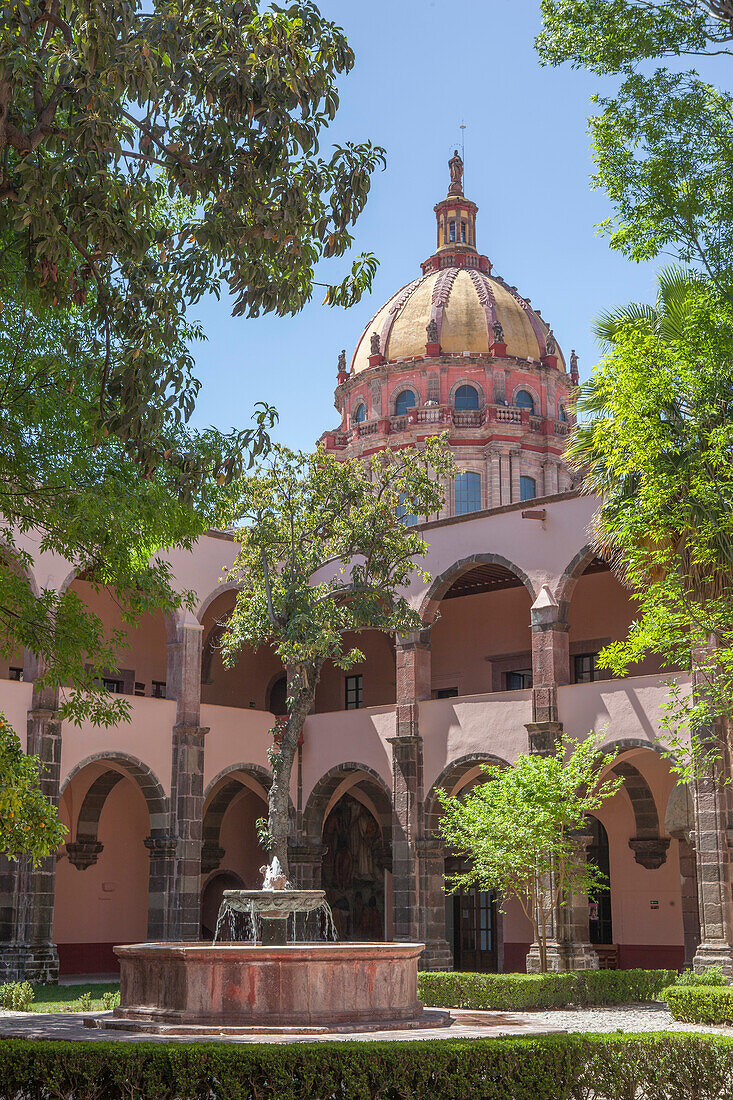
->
xmin=98 ymin=859 xmax=450 ymax=1034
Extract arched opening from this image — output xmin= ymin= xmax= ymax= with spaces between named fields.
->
xmin=352 ymin=403 xmax=367 ymax=424
xmin=200 ymin=591 xmax=284 ymax=709
xmin=515 ymin=389 xmax=535 ymax=414
xmin=394 ymin=389 xmax=417 ymax=416
xmin=56 ymin=757 xmax=164 ymax=975
xmin=200 ymin=768 xmax=270 ymax=935
xmin=429 ymin=561 xmax=533 ymax=697
xmin=66 ymin=577 xmax=168 ymax=699
xmin=268 ymin=674 xmax=287 ymax=715
xmin=200 ymin=871 xmax=244 ymax=941
xmin=587 ymin=815 xmax=613 ymax=948
xmin=454 ymin=385 xmax=479 ymax=411
xmin=304 ymin=766 xmax=392 ymax=942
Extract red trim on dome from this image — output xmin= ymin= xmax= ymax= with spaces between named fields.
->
xmin=494 ymin=276 xmax=549 ymax=360
xmin=430 ymin=267 xmax=461 ymax=345
xmin=468 ymin=270 xmax=498 ymax=346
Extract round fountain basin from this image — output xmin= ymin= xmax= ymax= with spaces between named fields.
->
xmin=108 ymin=941 xmax=448 ymax=1033
xmin=221 ymin=887 xmax=326 ymax=921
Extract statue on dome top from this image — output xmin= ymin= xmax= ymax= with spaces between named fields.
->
xmin=448 ymin=149 xmax=463 ymax=195
xmin=545 ymin=328 xmax=557 ymax=356
xmin=370 ymin=331 xmax=381 ymax=356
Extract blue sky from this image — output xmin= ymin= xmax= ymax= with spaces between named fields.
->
xmin=187 ymin=0 xmax=661 ymax=450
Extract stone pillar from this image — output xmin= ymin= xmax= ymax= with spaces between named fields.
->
xmin=560 ymin=832 xmax=599 ymax=971
xmin=510 ymin=445 xmax=521 ymax=503
xmin=526 ymin=583 xmax=568 ymax=750
xmin=145 ymin=834 xmax=178 ymax=940
xmin=288 ymin=841 xmax=326 ymax=890
xmin=692 ymin=721 xmax=733 ymax=975
xmin=390 ymin=631 xmax=430 ymax=946
xmin=0 ymin=662 xmax=61 ymax=982
xmin=677 ymin=834 xmax=701 ymax=969
xmin=499 ymin=447 xmax=512 ymax=506
xmin=487 ymin=447 xmax=502 ymax=509
xmin=418 ymin=839 xmax=452 ymax=970
xmin=165 ymin=614 xmax=207 ymax=942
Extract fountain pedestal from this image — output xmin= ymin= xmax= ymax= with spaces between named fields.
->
xmin=104 ymin=941 xmax=449 ymax=1033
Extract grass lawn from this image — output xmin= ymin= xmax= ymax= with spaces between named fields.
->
xmin=29 ymin=982 xmax=121 ymax=1013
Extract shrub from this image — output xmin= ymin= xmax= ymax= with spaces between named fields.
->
xmin=0 ymin=1036 xmax=730 ymax=1098
xmin=100 ymin=990 xmax=120 ymax=1010
xmin=666 ymin=985 xmax=733 ymax=1024
xmin=673 ymin=965 xmax=726 ymax=987
xmin=417 ymin=968 xmax=677 ymax=1010
xmin=0 ymin=981 xmax=34 ymax=1011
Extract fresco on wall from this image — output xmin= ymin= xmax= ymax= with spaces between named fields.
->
xmin=322 ymin=793 xmax=385 ymax=941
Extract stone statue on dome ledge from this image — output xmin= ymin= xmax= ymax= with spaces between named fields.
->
xmin=570 ymin=349 xmax=578 ymax=372
xmin=545 ymin=328 xmax=557 ymax=356
xmin=337 ymin=349 xmax=346 ymax=373
xmin=426 ymin=318 xmax=438 ymax=344
xmin=492 ymin=319 xmax=505 ymax=345
xmin=370 ymin=332 xmax=380 ymax=356
xmin=448 ymin=149 xmax=463 ymax=195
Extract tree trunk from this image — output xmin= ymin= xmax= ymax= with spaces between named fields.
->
xmin=267 ymin=661 xmax=321 ymax=878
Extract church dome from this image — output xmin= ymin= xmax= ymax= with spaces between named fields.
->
xmin=350 ymin=266 xmax=563 ymax=375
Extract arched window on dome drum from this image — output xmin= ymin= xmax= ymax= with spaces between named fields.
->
xmin=520 ymin=476 xmax=536 ymax=502
xmin=454 ymin=385 xmax=479 ymax=411
xmin=449 ymin=221 xmax=456 ymax=243
xmin=394 ymin=390 xmax=417 ymax=416
xmin=515 ymin=390 xmax=535 ymax=414
xmin=460 ymin=221 xmax=467 ymax=243
xmin=454 ymin=471 xmax=481 ymax=515
xmin=352 ymin=403 xmax=367 ymax=424
xmin=558 ymin=405 xmax=567 ymax=422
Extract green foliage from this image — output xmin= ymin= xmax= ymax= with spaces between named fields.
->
xmin=222 ymin=438 xmax=455 ymax=869
xmin=0 ymin=1036 xmax=733 ymax=1097
xmin=437 ymin=733 xmax=623 ymax=972
xmin=0 ymin=714 xmax=65 ymax=861
xmin=27 ymin=982 xmax=119 ymax=1014
xmin=666 ymin=985 xmax=733 ymax=1024
xmin=100 ymin=990 xmax=120 ymax=1011
xmin=0 ymin=0 xmax=384 ymax=472
xmin=672 ymin=965 xmax=727 ymax=987
xmin=0 ymin=981 xmax=34 ymax=1011
xmin=418 ymin=969 xmax=677 ymax=1010
xmin=568 ymin=269 xmax=733 ymax=769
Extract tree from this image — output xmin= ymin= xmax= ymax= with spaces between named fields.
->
xmin=437 ymin=734 xmax=623 ymax=973
xmin=221 ymin=438 xmax=455 ymax=874
xmin=567 ymin=267 xmax=733 ymax=774
xmin=0 ymin=714 xmax=65 ymax=861
xmin=537 ymin=3 xmax=733 ymax=301
xmin=0 ymin=0 xmax=385 ymax=487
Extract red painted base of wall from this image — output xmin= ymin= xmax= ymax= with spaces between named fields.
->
xmin=501 ymin=943 xmax=683 ymax=974
xmin=503 ymin=942 xmax=531 ymax=972
xmin=57 ymin=943 xmax=120 ymax=976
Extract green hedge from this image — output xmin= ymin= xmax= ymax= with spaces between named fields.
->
xmin=417 ymin=968 xmax=677 ymax=1010
xmin=666 ymin=985 xmax=733 ymax=1025
xmin=0 ymin=1036 xmax=731 ymax=1098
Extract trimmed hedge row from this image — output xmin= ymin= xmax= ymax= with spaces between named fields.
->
xmin=666 ymin=985 xmax=733 ymax=1025
xmin=0 ymin=1036 xmax=732 ymax=1098
xmin=417 ymin=968 xmax=677 ymax=1010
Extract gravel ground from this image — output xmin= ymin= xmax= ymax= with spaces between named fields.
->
xmin=495 ymin=1002 xmax=731 ymax=1035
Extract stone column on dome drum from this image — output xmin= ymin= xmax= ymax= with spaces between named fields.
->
xmin=390 ymin=631 xmax=430 ymax=949
xmin=691 ymin=720 xmax=733 ymax=976
xmin=0 ymin=658 xmax=61 ymax=982
xmin=487 ymin=447 xmax=502 ymax=511
xmin=510 ymin=445 xmax=522 ymax=503
xmin=165 ymin=613 xmax=207 ymax=942
xmin=418 ymin=838 xmax=452 ymax=970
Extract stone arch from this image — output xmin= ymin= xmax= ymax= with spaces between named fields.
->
xmin=423 ymin=752 xmax=509 ymax=840
xmin=60 ymin=752 xmax=168 ymax=834
xmin=449 ymin=379 xmax=485 ymax=407
xmin=601 ymin=745 xmax=672 ymax=870
xmin=418 ymin=553 xmax=536 ymax=625
xmin=196 ymin=582 xmax=241 ymax=626
xmin=59 ymin=568 xmax=178 ymax=643
xmin=203 ymin=763 xmax=273 ymax=805
xmin=511 ymin=382 xmax=540 ymax=412
xmin=554 ymin=543 xmax=603 ymax=610
xmin=303 ymin=763 xmax=392 ymax=848
xmin=389 ymin=383 xmax=421 ymax=416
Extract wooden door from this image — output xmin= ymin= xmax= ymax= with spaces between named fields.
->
xmin=453 ymin=888 xmax=498 ymax=972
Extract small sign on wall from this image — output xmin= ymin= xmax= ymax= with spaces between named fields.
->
xmin=650 ymin=900 xmax=659 ymax=910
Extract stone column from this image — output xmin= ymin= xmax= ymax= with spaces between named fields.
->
xmin=499 ymin=447 xmax=512 ymax=506
xmin=560 ymin=831 xmax=599 ymax=971
xmin=418 ymin=838 xmax=452 ymax=970
xmin=526 ymin=583 xmax=569 ymax=750
xmin=677 ymin=834 xmax=701 ymax=969
xmin=165 ymin=613 xmax=207 ymax=942
xmin=487 ymin=447 xmax=502 ymax=509
xmin=390 ymin=631 xmax=430 ymax=946
xmin=288 ymin=841 xmax=326 ymax=890
xmin=0 ymin=657 xmax=62 ymax=983
xmin=510 ymin=445 xmax=521 ymax=503
xmin=692 ymin=720 xmax=733 ymax=975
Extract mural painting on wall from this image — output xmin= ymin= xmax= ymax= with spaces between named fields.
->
xmin=322 ymin=794 xmax=385 ymax=941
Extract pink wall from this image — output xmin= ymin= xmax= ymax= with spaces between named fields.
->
xmin=55 ymin=768 xmax=149 ymax=948
xmin=431 ymin=586 xmax=533 ymax=694
xmin=301 ymin=708 xmax=396 ymax=804
xmin=315 ymin=631 xmax=395 ymax=713
xmin=202 ymin=705 xmax=275 ymax=791
xmin=558 ymin=674 xmax=691 ymax=750
xmin=0 ymin=681 xmax=33 ymax=750
xmin=200 ymin=592 xmax=284 ymax=710
xmin=568 ymin=570 xmax=665 ymax=677
xmin=217 ymin=786 xmax=267 ymax=888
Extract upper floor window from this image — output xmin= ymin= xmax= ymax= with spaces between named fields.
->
xmin=449 ymin=221 xmax=456 ymax=243
xmin=345 ymin=674 xmax=363 ymax=710
xmin=454 ymin=471 xmax=481 ymax=515
xmin=515 ymin=390 xmax=535 ymax=414
xmin=396 ymin=491 xmax=419 ymax=527
xmin=506 ymin=669 xmax=532 ymax=691
xmin=433 ymin=687 xmax=458 ymax=699
xmin=394 ymin=390 xmax=417 ymax=416
xmin=520 ymin=476 xmax=536 ymax=502
xmin=454 ymin=384 xmax=479 ymax=411
xmin=558 ymin=405 xmax=567 ymax=421
xmin=353 ymin=403 xmax=367 ymax=424
xmin=574 ymin=653 xmax=599 ymax=684
xmin=151 ymin=680 xmax=167 ymax=699
xmin=460 ymin=221 xmax=467 ymax=243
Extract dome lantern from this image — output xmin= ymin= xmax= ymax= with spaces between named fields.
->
xmin=423 ymin=150 xmax=490 ymax=276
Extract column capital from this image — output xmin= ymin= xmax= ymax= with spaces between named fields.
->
xmin=629 ymin=836 xmax=671 ymax=869
xmin=396 ymin=627 xmax=432 ymax=650
xmin=144 ymin=834 xmax=178 ymax=856
xmin=525 ymin=721 xmax=563 ymax=756
xmin=65 ymin=840 xmax=103 ymax=870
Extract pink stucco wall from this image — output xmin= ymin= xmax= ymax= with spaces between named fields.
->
xmin=431 ymin=586 xmax=533 ymax=694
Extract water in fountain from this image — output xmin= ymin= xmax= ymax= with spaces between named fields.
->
xmin=212 ymin=857 xmax=337 ymax=945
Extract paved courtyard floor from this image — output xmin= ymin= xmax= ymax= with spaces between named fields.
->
xmin=0 ymin=1004 xmax=729 ymax=1044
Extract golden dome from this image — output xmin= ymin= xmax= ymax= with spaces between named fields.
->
xmin=350 ymin=266 xmax=563 ymax=375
